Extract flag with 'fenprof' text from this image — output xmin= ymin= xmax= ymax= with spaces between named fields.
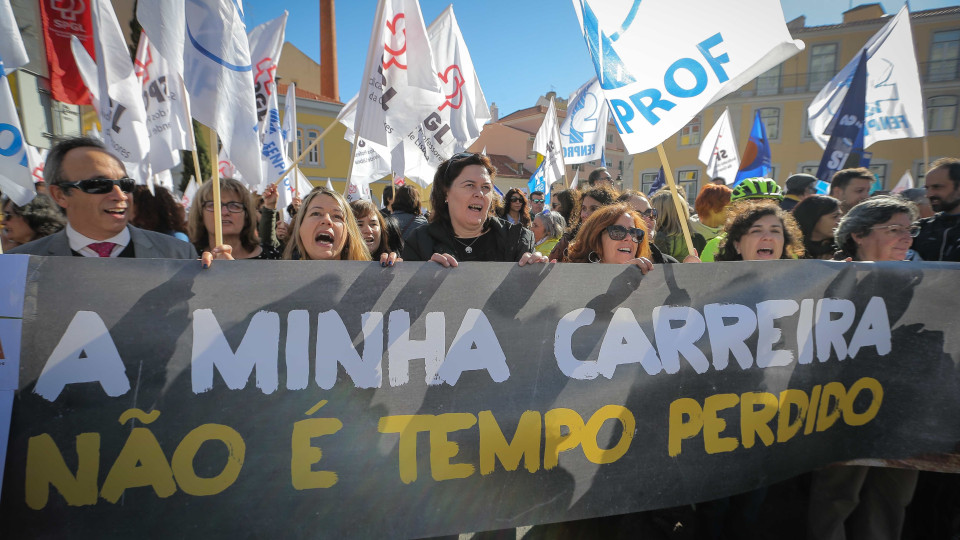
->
xmin=560 ymin=77 xmax=608 ymax=165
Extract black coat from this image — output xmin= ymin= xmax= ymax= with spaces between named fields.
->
xmin=402 ymin=217 xmax=534 ymax=262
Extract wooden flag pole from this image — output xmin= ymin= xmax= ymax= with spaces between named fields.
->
xmin=180 ymin=77 xmax=204 ymax=184
xmin=922 ymin=135 xmax=930 ymax=176
xmin=209 ymin=127 xmax=223 ymax=248
xmin=272 ymin=121 xmax=338 ymax=187
xmin=656 ymin=144 xmax=696 ymax=257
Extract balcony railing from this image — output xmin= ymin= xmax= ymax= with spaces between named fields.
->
xmin=725 ymin=61 xmax=960 ymax=99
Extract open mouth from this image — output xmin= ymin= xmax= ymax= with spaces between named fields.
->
xmin=755 ymin=247 xmax=775 ymax=258
xmin=617 ymin=247 xmax=633 ymax=253
xmin=363 ymin=235 xmax=375 ymax=247
xmin=467 ymin=204 xmax=483 ymax=213
xmin=314 ymin=231 xmax=334 ymax=246
xmin=104 ymin=208 xmax=126 ymax=218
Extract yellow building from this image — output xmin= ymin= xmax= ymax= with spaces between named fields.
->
xmin=631 ymin=4 xmax=960 ymax=203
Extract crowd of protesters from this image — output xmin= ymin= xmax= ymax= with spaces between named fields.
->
xmin=2 ymin=136 xmax=959 ymax=538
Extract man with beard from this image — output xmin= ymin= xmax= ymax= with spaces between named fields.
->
xmin=912 ymin=158 xmax=960 ymax=262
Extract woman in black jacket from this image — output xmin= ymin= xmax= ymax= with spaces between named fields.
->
xmin=402 ymin=152 xmax=546 ymax=267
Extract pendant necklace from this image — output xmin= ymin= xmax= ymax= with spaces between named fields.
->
xmin=454 ymin=233 xmax=483 ymax=254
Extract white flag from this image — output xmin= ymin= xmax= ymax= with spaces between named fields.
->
xmin=0 ymin=71 xmax=33 ymax=205
xmin=570 ymin=168 xmax=579 ymax=190
xmin=218 ymin=147 xmax=243 ymax=183
xmin=326 ymin=178 xmax=334 ymax=191
xmin=72 ymin=0 xmax=150 ymax=184
xmin=807 ymin=6 xmax=924 ymax=149
xmin=533 ymin=96 xmax=565 ymax=190
xmin=138 ymin=0 xmax=263 ymax=187
xmin=698 ymin=108 xmax=740 ymax=182
xmin=559 ymin=77 xmax=608 ymax=165
xmin=353 ymin=0 xmax=443 ymax=147
xmin=151 ymin=170 xmax=175 ymax=193
xmin=571 ymin=0 xmax=804 ymax=154
xmin=134 ymin=32 xmax=191 ymax=175
xmin=181 ymin=176 xmax=198 ymax=213
xmin=282 ymin=82 xmax=298 ymax=157
xmin=247 ymin=12 xmax=287 ymax=134
xmin=891 ymin=170 xmax=914 ymax=194
xmin=260 ymin=89 xmax=292 ymax=194
xmin=25 ymin=145 xmax=46 ymax=186
xmin=0 ymin=0 xmax=29 ymax=74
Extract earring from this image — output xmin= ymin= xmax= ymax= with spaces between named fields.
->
xmin=588 ymin=251 xmax=601 ymax=263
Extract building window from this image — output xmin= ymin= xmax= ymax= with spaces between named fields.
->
xmin=678 ymin=115 xmax=702 ymax=146
xmin=927 ymin=95 xmax=958 ymax=131
xmin=869 ymin=164 xmax=886 ymax=189
xmin=305 ymin=129 xmax=322 ymax=166
xmin=677 ymin=170 xmax=699 ymax=202
xmin=758 ymin=107 xmax=780 ymax=140
xmin=296 ymin=128 xmax=304 ymax=157
xmin=756 ymin=64 xmax=781 ymax=96
xmin=606 ymin=133 xmax=614 ymax=143
xmin=641 ymin=171 xmax=660 ymax=195
xmin=809 ymin=43 xmax=838 ymax=91
xmin=929 ymin=30 xmax=960 ymax=82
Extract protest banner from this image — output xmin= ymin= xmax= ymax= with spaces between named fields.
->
xmin=1 ymin=256 xmax=959 ymax=537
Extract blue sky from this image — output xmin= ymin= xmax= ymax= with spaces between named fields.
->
xmin=243 ymin=0 xmax=957 ymax=117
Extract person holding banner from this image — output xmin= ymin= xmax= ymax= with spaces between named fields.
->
xmin=809 ymin=195 xmax=921 ymax=540
xmin=283 ymin=187 xmax=379 ymax=263
xmin=497 ymin=188 xmax=532 ymax=228
xmin=188 ymin=178 xmax=281 ymax=261
xmin=714 ymin=202 xmax=804 ymax=261
xmin=402 ymin=153 xmax=544 ymax=267
xmin=564 ymin=203 xmax=654 ymax=273
xmin=350 ymin=199 xmax=403 ymax=262
xmin=8 ymin=137 xmax=195 ymax=259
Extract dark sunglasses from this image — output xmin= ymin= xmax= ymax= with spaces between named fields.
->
xmin=531 ymin=198 xmax=545 ymax=204
xmin=59 ymin=177 xmax=135 ymax=194
xmin=509 ymin=197 xmax=523 ymax=203
xmin=605 ymin=224 xmax=645 ymax=243
xmin=640 ymin=208 xmax=658 ymax=219
xmin=444 ymin=152 xmax=480 ymax=182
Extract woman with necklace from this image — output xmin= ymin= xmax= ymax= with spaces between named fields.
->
xmin=402 ymin=153 xmax=546 ymax=267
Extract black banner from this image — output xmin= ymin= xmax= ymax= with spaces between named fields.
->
xmin=1 ymin=256 xmax=959 ymax=538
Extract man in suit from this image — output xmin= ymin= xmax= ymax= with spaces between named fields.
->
xmin=8 ymin=137 xmax=196 ymax=259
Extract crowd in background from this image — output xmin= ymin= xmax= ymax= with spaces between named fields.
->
xmin=2 ymin=137 xmax=960 ymax=538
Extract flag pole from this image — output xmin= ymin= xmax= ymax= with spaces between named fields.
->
xmin=272 ymin=121 xmax=338 ymax=187
xmin=180 ymin=76 xmax=204 ymax=184
xmin=922 ymin=135 xmax=929 ymax=175
xmin=209 ymin=127 xmax=223 ymax=248
xmin=656 ymin=144 xmax=696 ymax=257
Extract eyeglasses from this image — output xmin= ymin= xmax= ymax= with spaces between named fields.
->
xmin=640 ymin=208 xmax=658 ymax=219
xmin=444 ymin=152 xmax=479 ymax=183
xmin=871 ymin=223 xmax=920 ymax=237
xmin=509 ymin=197 xmax=523 ymax=203
xmin=605 ymin=224 xmax=645 ymax=243
xmin=59 ymin=177 xmax=135 ymax=194
xmin=202 ymin=201 xmax=246 ymax=213
xmin=531 ymin=199 xmax=545 ymax=204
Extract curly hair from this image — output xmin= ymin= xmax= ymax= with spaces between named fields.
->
xmin=497 ymin=188 xmax=532 ymax=227
xmin=553 ymin=189 xmax=579 ymax=224
xmin=567 ymin=185 xmax=618 ymax=236
xmin=429 ymin=153 xmax=496 ymax=225
xmin=715 ymin=201 xmax=804 ymax=261
xmin=566 ymin=204 xmax=651 ymax=263
xmin=2 ymin=193 xmax=66 ymax=240
xmin=284 ymin=187 xmax=371 ymax=261
xmin=131 ymin=185 xmax=186 ymax=235
xmin=188 ymin=178 xmax=259 ymax=253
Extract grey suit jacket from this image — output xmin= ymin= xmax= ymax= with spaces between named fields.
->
xmin=7 ymin=225 xmax=197 ymax=259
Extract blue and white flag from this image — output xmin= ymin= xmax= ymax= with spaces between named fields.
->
xmin=815 ymin=51 xmax=868 ymax=184
xmin=527 ymin=161 xmax=549 ymax=208
xmin=559 ymin=77 xmax=608 ymax=165
xmin=571 ymin=0 xmax=804 ymax=155
xmin=137 ymin=0 xmax=264 ymax=188
xmin=0 ymin=0 xmax=29 ymax=75
xmin=807 ymin=6 xmax=924 ymax=149
xmin=0 ymin=73 xmax=32 ymax=205
xmin=533 ymin=96 xmax=564 ymax=194
xmin=734 ymin=111 xmax=771 ymax=185
xmin=493 ymin=184 xmax=504 ymax=198
xmin=647 ymin=166 xmax=665 ymax=197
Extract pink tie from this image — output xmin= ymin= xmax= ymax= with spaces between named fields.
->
xmin=88 ymin=242 xmax=117 ymax=258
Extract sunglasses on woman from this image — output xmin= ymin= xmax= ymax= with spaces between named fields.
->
xmin=509 ymin=197 xmax=523 ymax=203
xmin=605 ymin=225 xmax=645 ymax=243
xmin=59 ymin=177 xmax=136 ymax=194
xmin=640 ymin=208 xmax=658 ymax=219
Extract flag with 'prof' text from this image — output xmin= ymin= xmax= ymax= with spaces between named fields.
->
xmin=571 ymin=0 xmax=804 ymax=155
